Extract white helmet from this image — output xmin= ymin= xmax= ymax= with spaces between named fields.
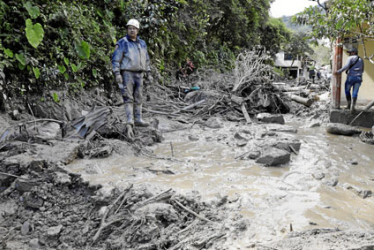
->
xmin=126 ymin=19 xmax=140 ymax=29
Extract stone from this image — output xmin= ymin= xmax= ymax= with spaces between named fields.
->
xmin=47 ymin=225 xmax=63 ymax=237
xmin=188 ymin=135 xmax=199 ymax=141
xmin=326 ymin=123 xmax=361 ymax=136
xmin=29 ymin=160 xmax=46 ymax=172
xmin=23 ymin=192 xmax=44 ymax=209
xmin=15 ymin=177 xmax=39 ymax=193
xmin=308 ymin=121 xmax=321 ymax=128
xmin=273 ymin=140 xmax=301 ymax=153
xmin=88 ymin=145 xmax=113 ymax=159
xmin=204 ymin=117 xmax=223 ymax=129
xmin=256 ymin=113 xmax=285 ymax=125
xmin=358 ymin=190 xmax=372 ymax=199
xmin=256 ymin=147 xmax=291 ymax=166
xmin=323 ymin=178 xmax=338 ymax=187
xmin=312 ymin=172 xmax=325 ymax=180
xmin=234 ymin=132 xmax=248 ymax=140
xmin=21 ymin=221 xmax=31 ymax=235
xmin=246 ymin=151 xmax=261 ymax=159
xmin=29 ymin=238 xmax=40 ymax=248
xmin=53 ymin=172 xmax=71 ymax=185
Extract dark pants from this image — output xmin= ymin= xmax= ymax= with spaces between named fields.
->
xmin=119 ymin=71 xmax=144 ymax=104
xmin=345 ymin=75 xmax=362 ymax=99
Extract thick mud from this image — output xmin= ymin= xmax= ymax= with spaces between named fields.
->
xmin=66 ymin=113 xmax=374 ymax=248
xmin=1 ymin=86 xmax=374 ymax=249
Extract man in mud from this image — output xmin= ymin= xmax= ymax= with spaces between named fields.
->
xmin=112 ymin=18 xmax=152 ymax=138
xmin=334 ymin=47 xmax=364 ymax=113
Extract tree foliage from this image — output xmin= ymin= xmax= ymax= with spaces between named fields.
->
xmin=294 ymin=0 xmax=374 ymax=63
xmin=0 ymin=0 xmax=279 ymax=98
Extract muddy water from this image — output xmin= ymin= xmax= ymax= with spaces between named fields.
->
xmin=66 ymin=118 xmax=374 ymax=245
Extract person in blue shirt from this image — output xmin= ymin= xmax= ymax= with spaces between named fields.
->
xmin=335 ymin=47 xmax=364 ymax=112
xmin=112 ymin=19 xmax=152 ymax=134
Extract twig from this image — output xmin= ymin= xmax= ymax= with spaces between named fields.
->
xmin=92 ymin=184 xmax=133 ymax=244
xmin=241 ymin=103 xmax=251 ymax=124
xmin=131 ymin=188 xmax=173 ymax=211
xmin=173 ymin=200 xmax=214 ymax=223
xmin=177 ymin=219 xmax=198 ymax=235
xmin=171 ymin=99 xmax=206 ymax=115
xmin=170 ymin=142 xmax=174 ymax=157
xmin=289 ymin=145 xmax=298 ymax=155
xmin=0 ymin=172 xmax=20 ymax=179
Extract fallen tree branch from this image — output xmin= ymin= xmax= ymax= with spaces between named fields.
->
xmin=92 ymin=184 xmax=133 ymax=244
xmin=173 ymin=200 xmax=214 ymax=223
xmin=131 ymin=188 xmax=174 ymax=211
xmin=171 ymin=99 xmax=206 ymax=115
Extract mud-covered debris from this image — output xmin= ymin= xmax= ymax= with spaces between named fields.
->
xmin=272 ymin=139 xmax=301 ymax=154
xmin=256 ymin=147 xmax=291 ymax=166
xmin=326 ymin=123 xmax=361 ymax=136
xmin=359 ymin=131 xmax=374 ymax=145
xmin=257 ymin=113 xmax=285 ymax=124
xmin=204 ymin=117 xmax=223 ymax=129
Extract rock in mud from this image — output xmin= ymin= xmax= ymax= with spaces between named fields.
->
xmin=22 ymin=192 xmax=44 ymax=209
xmin=188 ymin=135 xmax=199 ymax=141
xmin=256 ymin=147 xmax=291 ymax=166
xmin=312 ymin=172 xmax=325 ymax=180
xmin=53 ymin=172 xmax=71 ymax=185
xmin=256 ymin=113 xmax=285 ymax=125
xmin=29 ymin=238 xmax=40 ymax=248
xmin=47 ymin=224 xmax=63 ymax=237
xmin=273 ymin=139 xmax=301 ymax=153
xmin=326 ymin=123 xmax=361 ymax=136
xmin=16 ymin=177 xmax=39 ymax=193
xmin=21 ymin=220 xmax=31 ymax=235
xmin=204 ymin=117 xmax=223 ymax=129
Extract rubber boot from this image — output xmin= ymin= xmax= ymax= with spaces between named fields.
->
xmin=346 ymin=96 xmax=351 ymax=110
xmin=125 ymin=103 xmax=134 ymax=125
xmin=351 ymin=97 xmax=357 ymax=113
xmin=134 ymin=104 xmax=149 ymax=127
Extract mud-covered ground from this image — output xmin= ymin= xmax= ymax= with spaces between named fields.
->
xmin=1 ymin=80 xmax=374 ymax=249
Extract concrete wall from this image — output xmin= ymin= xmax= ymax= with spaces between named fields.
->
xmin=340 ymin=42 xmax=374 ymax=106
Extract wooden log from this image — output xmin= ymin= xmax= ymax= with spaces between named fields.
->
xmin=290 ymin=95 xmax=314 ymax=107
xmin=241 ymin=103 xmax=251 ymax=124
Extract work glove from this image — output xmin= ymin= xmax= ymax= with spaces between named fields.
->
xmin=115 ymin=73 xmax=123 ymax=84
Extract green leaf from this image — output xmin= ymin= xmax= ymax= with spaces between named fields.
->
xmin=92 ymin=69 xmax=97 ymax=78
xmin=75 ymin=40 xmax=90 ymax=60
xmin=58 ymin=64 xmax=66 ymax=74
xmin=25 ymin=19 xmax=44 ymax=48
xmin=71 ymin=63 xmax=78 ymax=72
xmin=64 ymin=72 xmax=69 ymax=80
xmin=33 ymin=67 xmax=40 ymax=79
xmin=24 ymin=2 xmax=40 ymax=19
xmin=4 ymin=48 xmax=13 ymax=58
xmin=15 ymin=53 xmax=26 ymax=66
xmin=64 ymin=57 xmax=70 ymax=66
xmin=52 ymin=92 xmax=60 ymax=103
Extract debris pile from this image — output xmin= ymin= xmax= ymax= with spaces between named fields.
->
xmin=0 ymin=161 xmax=246 ymax=249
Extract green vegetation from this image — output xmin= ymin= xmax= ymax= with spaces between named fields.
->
xmin=294 ymin=0 xmax=374 ymax=63
xmin=0 ymin=0 xmax=297 ymax=99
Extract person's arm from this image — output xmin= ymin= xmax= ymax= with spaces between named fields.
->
xmin=112 ymin=42 xmax=124 ymax=75
xmin=336 ymin=56 xmax=354 ymax=74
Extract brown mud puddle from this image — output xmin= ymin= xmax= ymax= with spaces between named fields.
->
xmin=66 ymin=116 xmax=374 ymax=246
